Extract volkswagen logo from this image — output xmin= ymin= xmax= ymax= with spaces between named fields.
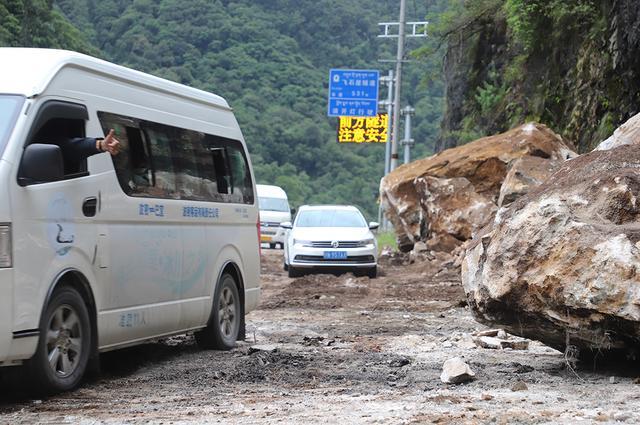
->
xmin=331 ymin=241 xmax=340 ymax=248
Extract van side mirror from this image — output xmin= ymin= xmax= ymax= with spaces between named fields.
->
xmin=280 ymin=221 xmax=293 ymax=229
xmin=368 ymin=221 xmax=380 ymax=230
xmin=18 ymin=144 xmax=64 ymax=186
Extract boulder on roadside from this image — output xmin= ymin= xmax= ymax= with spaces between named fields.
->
xmin=417 ymin=176 xmax=497 ymax=251
xmin=595 ymin=112 xmax=640 ymax=151
xmin=380 ymin=123 xmax=576 ymax=252
xmin=462 ymin=143 xmax=640 ymax=358
xmin=440 ymin=357 xmax=475 ymax=384
xmin=498 ymin=156 xmax=564 ymax=207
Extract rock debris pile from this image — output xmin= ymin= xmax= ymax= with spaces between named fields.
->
xmin=380 ymin=123 xmax=576 ymax=253
xmin=384 ymin=114 xmax=640 ymax=361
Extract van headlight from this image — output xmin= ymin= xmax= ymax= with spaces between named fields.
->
xmin=359 ymin=238 xmax=375 ymax=247
xmin=0 ymin=225 xmax=12 ymax=268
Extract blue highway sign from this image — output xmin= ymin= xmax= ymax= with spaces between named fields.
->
xmin=327 ymin=69 xmax=379 ymax=117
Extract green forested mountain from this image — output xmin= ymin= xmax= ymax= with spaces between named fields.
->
xmin=0 ymin=0 xmax=95 ymax=53
xmin=43 ymin=0 xmax=445 ymax=219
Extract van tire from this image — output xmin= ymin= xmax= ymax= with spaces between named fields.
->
xmin=196 ymin=273 xmax=241 ymax=350
xmin=29 ymin=286 xmax=91 ymax=394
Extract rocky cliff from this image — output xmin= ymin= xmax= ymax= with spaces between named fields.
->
xmin=438 ymin=0 xmax=640 ymax=153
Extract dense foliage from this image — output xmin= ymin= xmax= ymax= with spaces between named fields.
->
xmin=46 ymin=0 xmax=446 ymax=219
xmin=0 ymin=0 xmax=95 ymax=52
xmin=434 ymin=0 xmax=640 ymax=152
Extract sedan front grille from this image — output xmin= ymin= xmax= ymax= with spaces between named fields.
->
xmin=310 ymin=241 xmax=361 ymax=248
xmin=261 ymin=222 xmax=281 ymax=228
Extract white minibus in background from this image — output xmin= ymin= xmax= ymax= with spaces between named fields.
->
xmin=257 ymin=184 xmax=291 ymax=249
xmin=0 ymin=48 xmax=260 ymax=393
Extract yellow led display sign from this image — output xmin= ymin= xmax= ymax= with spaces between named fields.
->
xmin=337 ymin=114 xmax=388 ymax=143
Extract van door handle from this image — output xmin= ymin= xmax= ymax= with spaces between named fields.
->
xmin=82 ymin=197 xmax=98 ymax=217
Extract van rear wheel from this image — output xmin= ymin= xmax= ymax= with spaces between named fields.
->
xmin=29 ymin=286 xmax=91 ymax=394
xmin=196 ymin=273 xmax=241 ymax=350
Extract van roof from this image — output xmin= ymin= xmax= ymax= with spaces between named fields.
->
xmin=256 ymin=184 xmax=288 ymax=198
xmin=0 ymin=48 xmax=230 ymax=109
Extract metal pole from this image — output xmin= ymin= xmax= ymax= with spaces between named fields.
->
xmin=402 ymin=105 xmax=415 ymax=164
xmin=384 ymin=70 xmax=393 ymax=175
xmin=378 ymin=70 xmax=394 ymax=231
xmin=390 ymin=0 xmax=406 ymax=171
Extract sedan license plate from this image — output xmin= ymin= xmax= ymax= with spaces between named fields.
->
xmin=324 ymin=251 xmax=347 ymax=260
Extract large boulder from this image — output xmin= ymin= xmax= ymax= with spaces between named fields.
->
xmin=497 ymin=156 xmax=564 ymax=207
xmin=595 ymin=112 xmax=640 ymax=151
xmin=416 ymin=176 xmax=497 ymax=252
xmin=462 ymin=143 xmax=640 ymax=358
xmin=380 ymin=123 xmax=576 ymax=251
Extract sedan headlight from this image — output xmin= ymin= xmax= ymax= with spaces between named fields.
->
xmin=293 ymin=239 xmax=313 ymax=246
xmin=0 ymin=225 xmax=12 ymax=268
xmin=359 ymin=238 xmax=375 ymax=247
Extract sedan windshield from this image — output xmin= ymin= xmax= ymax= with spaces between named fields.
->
xmin=296 ymin=209 xmax=366 ymax=228
xmin=0 ymin=95 xmax=24 ymax=157
xmin=259 ymin=196 xmax=290 ymax=212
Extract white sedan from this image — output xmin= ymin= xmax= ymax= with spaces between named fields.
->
xmin=281 ymin=205 xmax=378 ymax=278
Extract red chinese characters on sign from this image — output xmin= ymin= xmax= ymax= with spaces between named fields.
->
xmin=337 ymin=114 xmax=388 ymax=143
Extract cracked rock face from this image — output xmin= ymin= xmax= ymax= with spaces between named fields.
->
xmin=417 ymin=176 xmax=497 ymax=252
xmin=380 ymin=123 xmax=576 ymax=252
xmin=462 ymin=144 xmax=640 ymax=358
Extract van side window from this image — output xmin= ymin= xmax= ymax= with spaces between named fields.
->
xmin=203 ymin=135 xmax=254 ymax=204
xmin=227 ymin=145 xmax=254 ymax=204
xmin=28 ymin=100 xmax=90 ymax=178
xmin=144 ymin=126 xmax=179 ymax=199
xmin=97 ymin=113 xmax=153 ymax=196
xmin=97 ymin=111 xmax=254 ymax=204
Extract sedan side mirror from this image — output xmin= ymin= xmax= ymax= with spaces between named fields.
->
xmin=368 ymin=221 xmax=380 ymax=230
xmin=280 ymin=221 xmax=293 ymax=229
xmin=18 ymin=143 xmax=64 ymax=186
xmin=290 ymin=207 xmax=296 ymax=216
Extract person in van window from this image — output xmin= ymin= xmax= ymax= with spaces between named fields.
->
xmin=58 ymin=128 xmax=121 ymax=163
xmin=33 ymin=119 xmax=121 ymax=174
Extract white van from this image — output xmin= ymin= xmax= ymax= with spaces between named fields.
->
xmin=257 ymin=184 xmax=291 ymax=249
xmin=0 ymin=48 xmax=260 ymax=393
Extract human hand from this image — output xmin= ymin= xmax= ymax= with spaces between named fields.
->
xmin=101 ymin=129 xmax=121 ymax=156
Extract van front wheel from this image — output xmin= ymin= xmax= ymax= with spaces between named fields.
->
xmin=196 ymin=273 xmax=241 ymax=350
xmin=30 ymin=286 xmax=91 ymax=394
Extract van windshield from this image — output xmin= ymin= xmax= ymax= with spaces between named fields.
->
xmin=0 ymin=95 xmax=24 ymax=157
xmin=259 ymin=196 xmax=289 ymax=212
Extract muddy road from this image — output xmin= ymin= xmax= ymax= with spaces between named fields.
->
xmin=1 ymin=249 xmax=639 ymax=424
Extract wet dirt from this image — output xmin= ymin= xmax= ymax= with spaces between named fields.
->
xmin=1 ymin=249 xmax=639 ymax=424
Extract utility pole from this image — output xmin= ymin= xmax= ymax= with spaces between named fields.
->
xmin=378 ymin=70 xmax=394 ymax=229
xmin=390 ymin=0 xmax=406 ymax=172
xmin=401 ymin=105 xmax=415 ymax=164
xmin=380 ymin=70 xmax=394 ymax=175
xmin=377 ymin=7 xmax=427 ymax=229
xmin=378 ymin=10 xmax=427 ymax=172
